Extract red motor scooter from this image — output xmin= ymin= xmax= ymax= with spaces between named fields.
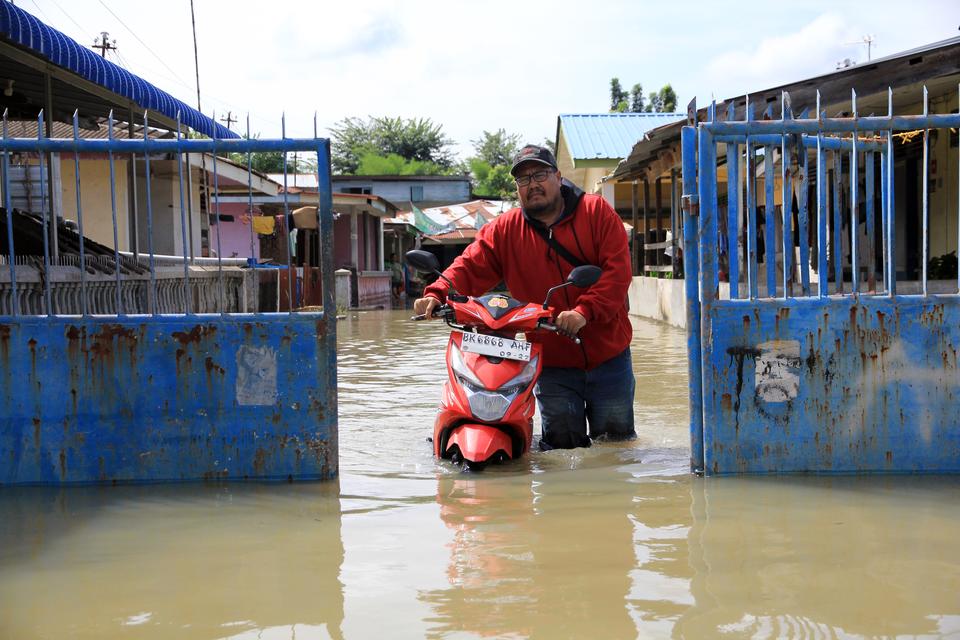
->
xmin=406 ymin=250 xmax=601 ymax=471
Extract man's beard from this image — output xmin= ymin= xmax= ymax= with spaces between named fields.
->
xmin=524 ymin=192 xmax=562 ymax=221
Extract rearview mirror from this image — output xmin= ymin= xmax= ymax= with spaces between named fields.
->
xmin=405 ymin=249 xmax=439 ymax=274
xmin=567 ymin=265 xmax=602 ymax=288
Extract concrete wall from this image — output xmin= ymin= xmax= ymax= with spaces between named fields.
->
xmin=628 ymin=276 xmax=730 ymax=329
xmin=628 ymin=276 xmax=686 ymax=328
xmin=59 ymin=156 xmax=130 ymax=251
xmin=332 ymin=179 xmax=471 ymax=206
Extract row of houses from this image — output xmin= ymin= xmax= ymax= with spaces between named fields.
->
xmin=3 ymin=0 xmax=959 ymax=319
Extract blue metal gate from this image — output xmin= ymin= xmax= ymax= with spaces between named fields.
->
xmin=683 ymin=88 xmax=960 ymax=475
xmin=0 ymin=112 xmax=338 ymax=484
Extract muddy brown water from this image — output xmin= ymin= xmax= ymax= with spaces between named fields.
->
xmin=1 ymin=310 xmax=958 ymax=639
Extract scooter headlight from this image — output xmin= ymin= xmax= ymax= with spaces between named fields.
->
xmin=449 ymin=343 xmax=533 ymax=422
xmin=450 ymin=342 xmax=485 ymax=390
xmin=500 ymin=355 xmax=539 ymax=395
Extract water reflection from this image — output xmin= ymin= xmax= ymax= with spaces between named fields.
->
xmin=423 ymin=462 xmax=642 ymax=640
xmin=1 ymin=311 xmax=958 ymax=638
xmin=677 ymin=476 xmax=960 ymax=639
xmin=0 ymin=483 xmax=345 ymax=639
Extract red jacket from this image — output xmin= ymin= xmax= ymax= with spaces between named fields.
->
xmin=424 ymin=181 xmax=633 ymax=369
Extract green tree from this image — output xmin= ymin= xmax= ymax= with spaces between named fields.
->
xmin=658 ymin=83 xmax=678 ymax=113
xmin=645 ymin=84 xmax=678 ymax=113
xmin=629 ymin=83 xmax=645 ymax=113
xmin=471 ymin=129 xmax=521 ymax=167
xmin=610 ymin=77 xmax=628 ymax=112
xmin=330 ymin=116 xmax=456 ymax=174
xmin=468 ymin=158 xmax=515 ymax=200
xmin=355 ymin=151 xmax=452 ymax=176
xmin=226 ymin=133 xmax=299 ymax=173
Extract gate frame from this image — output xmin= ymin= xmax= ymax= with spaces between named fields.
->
xmin=683 ymin=89 xmax=960 ymax=475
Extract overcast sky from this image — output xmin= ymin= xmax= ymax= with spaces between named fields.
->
xmin=20 ymin=0 xmax=960 ymax=159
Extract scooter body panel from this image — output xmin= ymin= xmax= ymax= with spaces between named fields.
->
xmin=434 ymin=331 xmax=541 ymax=464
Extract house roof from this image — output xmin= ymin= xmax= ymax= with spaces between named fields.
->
xmin=558 ymin=113 xmax=685 ymax=161
xmin=610 ymin=34 xmax=960 ymax=182
xmin=0 ymin=2 xmax=237 ymax=139
xmin=386 ymin=200 xmax=505 ymax=245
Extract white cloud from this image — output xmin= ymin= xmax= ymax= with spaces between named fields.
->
xmin=701 ymin=13 xmax=858 ymax=100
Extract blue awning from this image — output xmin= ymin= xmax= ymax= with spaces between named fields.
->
xmin=0 ymin=2 xmax=239 ymax=139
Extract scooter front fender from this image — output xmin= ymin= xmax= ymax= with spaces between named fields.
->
xmin=444 ymin=424 xmax=513 ymax=464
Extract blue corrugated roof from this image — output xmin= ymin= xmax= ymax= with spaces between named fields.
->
xmin=559 ymin=113 xmax=685 ymax=161
xmin=0 ymin=2 xmax=239 ymax=139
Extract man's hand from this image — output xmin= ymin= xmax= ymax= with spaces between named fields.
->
xmin=554 ymin=310 xmax=586 ymax=337
xmin=413 ymin=296 xmax=440 ymax=318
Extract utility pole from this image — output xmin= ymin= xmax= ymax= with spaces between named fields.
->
xmin=220 ymin=111 xmax=237 ymax=130
xmin=92 ymin=31 xmax=117 ymax=58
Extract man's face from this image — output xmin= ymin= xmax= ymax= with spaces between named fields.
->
xmin=514 ymin=162 xmax=562 ymax=217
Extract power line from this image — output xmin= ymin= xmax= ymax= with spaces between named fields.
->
xmin=96 ymin=0 xmax=194 ymax=90
xmin=46 ymin=0 xmax=96 ymax=39
xmin=27 ymin=0 xmax=55 ymax=25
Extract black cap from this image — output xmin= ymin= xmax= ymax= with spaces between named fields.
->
xmin=510 ymin=144 xmax=558 ymax=177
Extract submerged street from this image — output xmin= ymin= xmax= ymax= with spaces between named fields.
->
xmin=0 ymin=310 xmax=959 ymax=638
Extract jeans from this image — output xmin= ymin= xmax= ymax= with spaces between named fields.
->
xmin=534 ymin=348 xmax=636 ymax=449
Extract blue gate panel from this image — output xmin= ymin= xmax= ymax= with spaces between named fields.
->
xmin=702 ymin=297 xmax=960 ymax=474
xmin=0 ymin=314 xmax=337 ymax=484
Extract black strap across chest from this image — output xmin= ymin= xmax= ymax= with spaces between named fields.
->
xmin=529 ymin=222 xmax=586 ymax=268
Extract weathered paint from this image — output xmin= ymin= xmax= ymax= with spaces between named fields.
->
xmin=0 ymin=314 xmax=337 ymax=484
xmin=685 ymin=88 xmax=960 ymax=474
xmin=702 ymin=298 xmax=960 ymax=473
xmin=1 ymin=123 xmax=339 ymax=484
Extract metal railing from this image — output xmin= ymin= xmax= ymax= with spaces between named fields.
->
xmin=0 ymin=109 xmax=335 ymax=319
xmin=694 ymin=87 xmax=960 ymax=303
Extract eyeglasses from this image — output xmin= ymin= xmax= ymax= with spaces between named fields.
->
xmin=514 ymin=169 xmax=554 ymax=187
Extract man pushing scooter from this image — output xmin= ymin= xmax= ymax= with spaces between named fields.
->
xmin=414 ymin=145 xmax=636 ymax=450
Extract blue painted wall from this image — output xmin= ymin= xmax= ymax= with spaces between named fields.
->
xmin=700 ymin=297 xmax=960 ymax=474
xmin=0 ymin=314 xmax=337 ymax=484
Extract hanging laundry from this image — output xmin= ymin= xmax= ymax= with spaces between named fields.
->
xmin=252 ymin=216 xmax=275 ymax=235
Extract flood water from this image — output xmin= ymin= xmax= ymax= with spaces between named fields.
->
xmin=1 ymin=309 xmax=959 ymax=639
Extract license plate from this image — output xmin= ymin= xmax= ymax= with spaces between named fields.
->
xmin=459 ymin=331 xmax=531 ymax=361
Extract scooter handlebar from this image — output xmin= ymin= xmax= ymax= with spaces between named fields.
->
xmin=410 ymin=304 xmax=451 ymax=321
xmin=538 ymin=321 xmax=582 ymax=345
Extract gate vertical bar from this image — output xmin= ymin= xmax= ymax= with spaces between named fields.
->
xmin=764 ymin=145 xmax=776 ymax=297
xmin=72 ymin=111 xmax=88 ymax=316
xmin=1 ymin=111 xmax=18 ymax=316
xmin=282 ymin=114 xmax=294 ymax=311
xmin=36 ymin=111 xmax=52 ymax=314
xmin=865 ymin=147 xmax=876 ymax=292
xmin=142 ymin=112 xmax=157 ymax=314
xmin=780 ymin=94 xmax=793 ymax=297
xmin=681 ymin=125 xmax=703 ymax=473
xmin=698 ymin=125 xmax=718 ymax=474
xmin=316 ymin=128 xmax=339 ymax=451
xmin=745 ymin=98 xmax=758 ymax=298
xmin=832 ymin=150 xmax=843 ymax=294
xmin=850 ymin=89 xmax=860 ymax=294
xmin=880 ymin=147 xmax=888 ymax=292
xmin=886 ymin=88 xmax=897 ymax=296
xmin=107 ymin=111 xmax=123 ymax=314
xmin=211 ymin=118 xmax=225 ymax=313
xmin=246 ymin=115 xmax=256 ymax=261
xmin=921 ymin=86 xmax=929 ymax=295
xmin=817 ymin=92 xmax=828 ymax=298
xmin=726 ymin=139 xmax=740 ymax=298
xmin=798 ymin=135 xmax=811 ymax=296
xmin=175 ymin=113 xmax=191 ymax=314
